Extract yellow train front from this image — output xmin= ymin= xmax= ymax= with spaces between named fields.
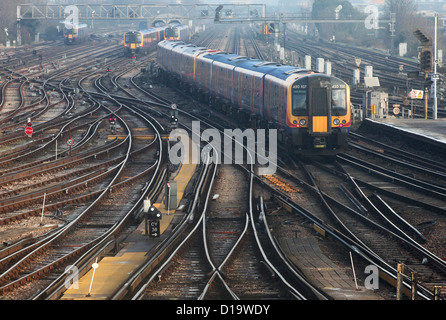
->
xmin=164 ymin=25 xmax=190 ymax=42
xmin=124 ymin=31 xmax=143 ymax=56
xmin=63 ymin=24 xmax=88 ymax=44
xmin=285 ymin=74 xmax=351 ymax=156
xmin=124 ymin=27 xmax=166 ymax=57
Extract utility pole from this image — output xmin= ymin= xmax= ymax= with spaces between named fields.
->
xmin=389 ymin=13 xmax=396 ymax=56
xmin=433 ymin=14 xmax=438 ymax=120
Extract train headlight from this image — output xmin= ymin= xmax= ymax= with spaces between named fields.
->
xmin=299 ymin=119 xmax=306 ymax=126
xmin=293 ymin=120 xmax=298 ymax=125
xmin=333 ymin=119 xmax=340 ymax=126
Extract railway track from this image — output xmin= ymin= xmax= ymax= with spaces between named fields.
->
xmin=121 ymin=26 xmax=446 ymax=300
xmin=74 ymin=60 xmax=328 ymax=300
xmin=1 ymin=25 xmax=445 ymax=301
xmin=133 ymin=163 xmax=294 ymax=300
xmin=0 ymin=37 xmax=168 ymax=299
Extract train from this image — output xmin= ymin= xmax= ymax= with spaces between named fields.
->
xmin=164 ymin=24 xmax=190 ymax=41
xmin=63 ymin=24 xmax=88 ymax=44
xmin=156 ymin=40 xmax=351 ymax=156
xmin=124 ymin=24 xmax=190 ymax=57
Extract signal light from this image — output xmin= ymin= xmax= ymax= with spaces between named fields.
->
xmin=109 ymin=117 xmax=116 ymax=124
xmin=106 ymin=67 xmax=111 ymax=72
xmin=268 ymin=23 xmax=275 ymax=33
xmin=420 ymin=47 xmax=433 ymax=73
xmin=148 ymin=205 xmax=162 ymax=220
xmin=413 ymin=29 xmax=432 ymax=46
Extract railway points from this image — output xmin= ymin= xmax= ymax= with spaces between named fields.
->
xmin=278 ymin=237 xmax=383 ymax=300
xmin=60 ymin=137 xmax=198 ymax=300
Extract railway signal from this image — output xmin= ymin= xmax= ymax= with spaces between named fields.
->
xmin=413 ymin=28 xmax=434 ymax=120
xmin=413 ymin=29 xmax=432 ymax=46
xmin=268 ymin=23 xmax=275 ymax=34
xmin=143 ymin=199 xmax=162 ymax=237
xmin=170 ymin=104 xmax=178 ymax=129
xmin=147 ymin=205 xmax=162 ymax=220
xmin=106 ymin=67 xmax=111 ymax=72
xmin=149 ymin=220 xmax=160 ymax=238
xmin=424 ymin=78 xmax=433 ymax=90
xmin=25 ymin=119 xmax=33 ymax=136
xmin=420 ymin=47 xmax=433 ymax=73
xmin=109 ymin=116 xmax=116 ymax=125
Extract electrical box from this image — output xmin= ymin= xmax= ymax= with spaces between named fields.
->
xmin=164 ymin=180 xmax=177 ymax=210
xmin=363 ymin=91 xmax=388 ymax=119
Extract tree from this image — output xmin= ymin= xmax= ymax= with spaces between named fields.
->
xmin=383 ymin=0 xmax=426 ymax=56
xmin=311 ymin=0 xmax=367 ymax=42
xmin=0 ymin=0 xmax=18 ymax=44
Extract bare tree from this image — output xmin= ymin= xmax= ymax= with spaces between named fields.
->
xmin=0 ymin=0 xmax=17 ymax=44
xmin=383 ymin=0 xmax=432 ymax=56
xmin=384 ymin=0 xmax=418 ymax=34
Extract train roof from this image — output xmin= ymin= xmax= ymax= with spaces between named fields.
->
xmin=138 ymin=26 xmax=167 ymax=35
xmin=159 ymin=40 xmax=340 ymax=82
xmin=163 ymin=41 xmax=210 ymax=56
xmin=267 ymin=66 xmax=314 ymax=80
xmin=201 ymin=50 xmax=313 ymax=79
xmin=172 ymin=25 xmax=189 ymax=29
xmin=62 ymin=23 xmax=88 ymax=30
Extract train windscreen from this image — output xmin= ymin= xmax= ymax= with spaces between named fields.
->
xmin=125 ymin=32 xmax=141 ymax=44
xmin=291 ymin=79 xmax=308 ymax=116
xmin=64 ymin=28 xmax=76 ymax=35
xmin=331 ymin=79 xmax=347 ymax=116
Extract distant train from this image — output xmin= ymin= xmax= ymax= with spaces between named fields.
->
xmin=124 ymin=24 xmax=190 ymax=57
xmin=63 ymin=24 xmax=88 ymax=44
xmin=157 ymin=40 xmax=351 ymax=156
xmin=164 ymin=24 xmax=190 ymax=41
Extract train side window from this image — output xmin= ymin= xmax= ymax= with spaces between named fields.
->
xmin=331 ymin=89 xmax=347 ymax=116
xmin=292 ymin=89 xmax=307 ymax=116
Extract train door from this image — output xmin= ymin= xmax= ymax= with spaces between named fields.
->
xmin=308 ymin=77 xmax=331 ymax=134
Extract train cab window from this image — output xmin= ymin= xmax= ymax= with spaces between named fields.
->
xmin=292 ymin=89 xmax=307 ymax=116
xmin=125 ymin=32 xmax=141 ymax=44
xmin=331 ymin=88 xmax=347 ymax=116
xmin=64 ymin=28 xmax=76 ymax=35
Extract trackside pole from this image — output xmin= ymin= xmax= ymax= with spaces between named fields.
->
xmin=349 ymin=251 xmax=359 ymax=290
xmin=40 ymin=192 xmax=46 ymax=225
xmin=397 ymin=263 xmax=404 ymax=300
xmin=87 ymin=258 xmax=99 ymax=297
